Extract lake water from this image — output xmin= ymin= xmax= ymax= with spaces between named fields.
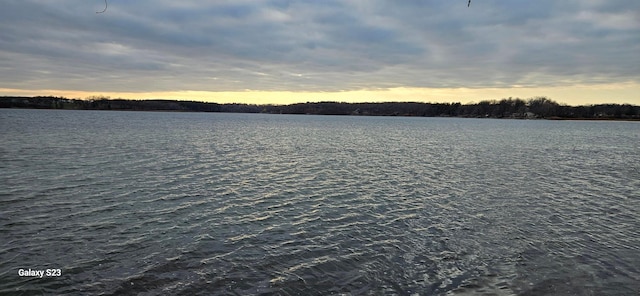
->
xmin=1 ymin=109 xmax=639 ymax=295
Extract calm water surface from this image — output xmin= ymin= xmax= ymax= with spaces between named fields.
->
xmin=1 ymin=109 xmax=639 ymax=295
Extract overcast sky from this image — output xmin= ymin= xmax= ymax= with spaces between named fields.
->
xmin=1 ymin=0 xmax=639 ymax=104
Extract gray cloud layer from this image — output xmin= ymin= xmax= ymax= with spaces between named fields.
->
xmin=1 ymin=0 xmax=639 ymax=92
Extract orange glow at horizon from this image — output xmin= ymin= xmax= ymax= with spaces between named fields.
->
xmin=1 ymin=83 xmax=639 ymax=106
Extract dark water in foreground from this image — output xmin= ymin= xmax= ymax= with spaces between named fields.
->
xmin=1 ymin=109 xmax=639 ymax=295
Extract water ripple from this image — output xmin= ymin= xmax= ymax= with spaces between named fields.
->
xmin=1 ymin=110 xmax=639 ymax=295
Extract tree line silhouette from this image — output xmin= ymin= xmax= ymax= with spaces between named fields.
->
xmin=1 ymin=96 xmax=638 ymax=120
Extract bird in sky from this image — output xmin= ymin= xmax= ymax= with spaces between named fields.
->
xmin=468 ymin=0 xmax=471 ymax=7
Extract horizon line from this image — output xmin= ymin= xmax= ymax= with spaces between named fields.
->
xmin=3 ymin=95 xmax=639 ymax=108
xmin=1 ymin=85 xmax=639 ymax=107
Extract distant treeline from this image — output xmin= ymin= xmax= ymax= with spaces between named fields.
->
xmin=1 ymin=96 xmax=639 ymax=120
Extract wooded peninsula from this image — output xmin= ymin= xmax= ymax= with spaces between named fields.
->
xmin=2 ymin=96 xmax=639 ymax=120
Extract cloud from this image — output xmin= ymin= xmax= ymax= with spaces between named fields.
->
xmin=0 ymin=0 xmax=638 ymax=96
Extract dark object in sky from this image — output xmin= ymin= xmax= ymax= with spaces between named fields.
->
xmin=468 ymin=0 xmax=471 ymax=7
xmin=96 ymin=0 xmax=107 ymax=14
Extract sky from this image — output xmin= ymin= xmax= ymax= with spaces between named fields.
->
xmin=1 ymin=0 xmax=639 ymax=105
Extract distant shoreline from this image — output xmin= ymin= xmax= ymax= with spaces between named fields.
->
xmin=2 ymin=96 xmax=639 ymax=121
